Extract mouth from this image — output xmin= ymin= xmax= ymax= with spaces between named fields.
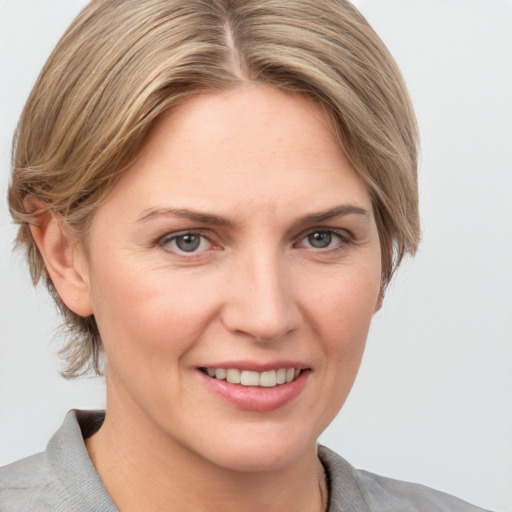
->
xmin=198 ymin=364 xmax=310 ymax=412
xmin=199 ymin=367 xmax=303 ymax=388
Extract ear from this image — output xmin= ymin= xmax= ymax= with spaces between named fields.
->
xmin=27 ymin=199 xmax=93 ymax=317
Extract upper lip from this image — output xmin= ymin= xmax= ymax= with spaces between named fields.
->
xmin=198 ymin=360 xmax=309 ymax=372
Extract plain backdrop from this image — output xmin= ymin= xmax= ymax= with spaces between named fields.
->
xmin=0 ymin=1 xmax=511 ymax=510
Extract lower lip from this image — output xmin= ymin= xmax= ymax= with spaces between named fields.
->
xmin=199 ymin=370 xmax=309 ymax=412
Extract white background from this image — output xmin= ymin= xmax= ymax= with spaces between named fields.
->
xmin=0 ymin=1 xmax=510 ymax=510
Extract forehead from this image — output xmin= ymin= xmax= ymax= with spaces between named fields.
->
xmin=96 ymin=84 xmax=372 ymax=223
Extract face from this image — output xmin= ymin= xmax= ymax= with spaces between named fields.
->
xmin=80 ymin=85 xmax=382 ymax=472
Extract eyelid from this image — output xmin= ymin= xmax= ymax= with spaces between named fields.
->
xmin=157 ymin=229 xmax=216 ymax=254
xmin=155 ymin=226 xmax=354 ymax=255
xmin=294 ymin=227 xmax=354 ymax=249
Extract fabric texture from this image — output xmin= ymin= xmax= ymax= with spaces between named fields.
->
xmin=0 ymin=410 xmax=492 ymax=512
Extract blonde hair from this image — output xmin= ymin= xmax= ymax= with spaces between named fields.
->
xmin=8 ymin=0 xmax=420 ymax=377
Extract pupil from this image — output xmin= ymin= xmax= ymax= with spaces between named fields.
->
xmin=176 ymin=234 xmax=200 ymax=252
xmin=309 ymin=231 xmax=332 ymax=248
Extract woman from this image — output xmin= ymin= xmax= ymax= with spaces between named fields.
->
xmin=0 ymin=1 xmax=494 ymax=511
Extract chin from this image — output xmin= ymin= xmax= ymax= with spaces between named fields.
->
xmin=188 ymin=423 xmax=320 ymax=473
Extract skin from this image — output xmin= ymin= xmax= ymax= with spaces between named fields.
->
xmin=33 ymin=84 xmax=382 ymax=512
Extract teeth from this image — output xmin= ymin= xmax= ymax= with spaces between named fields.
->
xmin=204 ymin=367 xmax=302 ymax=387
xmin=259 ymin=370 xmax=277 ymax=387
xmin=226 ymin=368 xmax=241 ymax=384
xmin=241 ymin=370 xmax=260 ymax=386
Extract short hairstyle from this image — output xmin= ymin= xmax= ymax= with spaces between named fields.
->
xmin=8 ymin=0 xmax=420 ymax=377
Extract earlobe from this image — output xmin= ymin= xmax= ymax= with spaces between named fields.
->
xmin=27 ymin=200 xmax=93 ymax=317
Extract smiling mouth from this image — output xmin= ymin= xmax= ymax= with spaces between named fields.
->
xmin=200 ymin=367 xmax=303 ymax=388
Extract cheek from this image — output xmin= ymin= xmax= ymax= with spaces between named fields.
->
xmin=303 ymin=262 xmax=380 ymax=399
xmin=88 ymin=260 xmax=220 ymax=368
xmin=305 ymin=262 xmax=381 ymax=337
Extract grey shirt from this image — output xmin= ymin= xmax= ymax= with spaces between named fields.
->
xmin=0 ymin=410 xmax=491 ymax=511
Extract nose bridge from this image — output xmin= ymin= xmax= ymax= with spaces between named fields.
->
xmin=223 ymin=243 xmax=299 ymax=341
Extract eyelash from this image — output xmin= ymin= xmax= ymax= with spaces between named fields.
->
xmin=157 ymin=228 xmax=354 ymax=256
xmin=158 ymin=230 xmax=214 ymax=255
xmin=294 ymin=229 xmax=353 ymax=252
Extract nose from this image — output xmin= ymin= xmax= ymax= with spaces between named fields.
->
xmin=221 ymin=249 xmax=301 ymax=342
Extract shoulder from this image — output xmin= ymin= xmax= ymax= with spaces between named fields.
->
xmin=0 ymin=452 xmax=68 ymax=512
xmin=318 ymin=446 xmax=493 ymax=512
xmin=0 ymin=410 xmax=114 ymax=512
xmin=354 ymin=469 xmax=491 ymax=512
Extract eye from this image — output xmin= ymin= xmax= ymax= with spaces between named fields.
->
xmin=297 ymin=229 xmax=351 ymax=250
xmin=307 ymin=231 xmax=334 ymax=249
xmin=160 ymin=231 xmax=212 ymax=254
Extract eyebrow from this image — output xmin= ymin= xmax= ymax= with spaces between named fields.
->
xmin=136 ymin=204 xmax=369 ymax=227
xmin=136 ymin=207 xmax=229 ymax=226
xmin=293 ymin=204 xmax=369 ymax=228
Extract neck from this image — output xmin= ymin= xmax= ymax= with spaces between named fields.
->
xmin=85 ymin=398 xmax=328 ymax=512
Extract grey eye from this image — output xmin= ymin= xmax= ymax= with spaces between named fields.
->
xmin=175 ymin=233 xmax=201 ymax=252
xmin=307 ymin=231 xmax=333 ymax=248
